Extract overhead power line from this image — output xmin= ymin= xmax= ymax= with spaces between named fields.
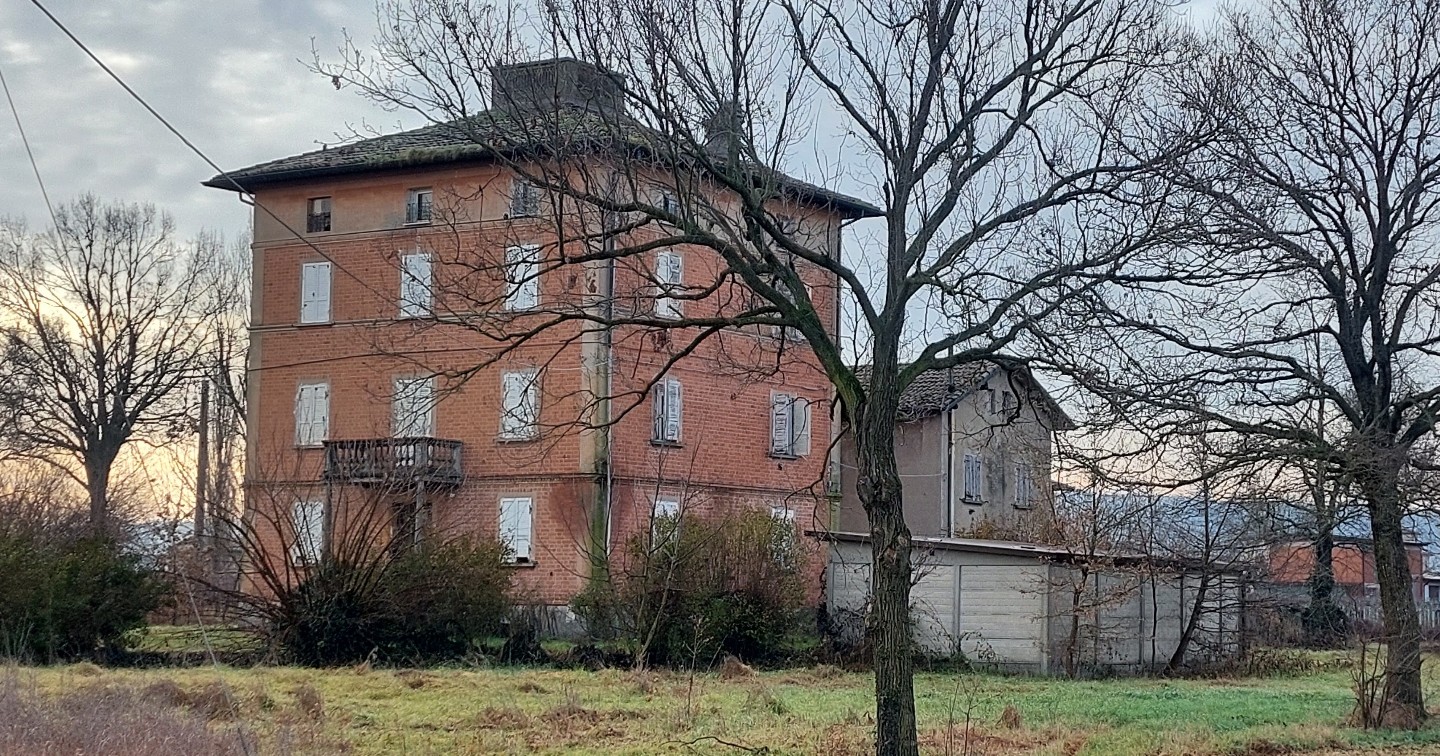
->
xmin=26 ymin=0 xmax=380 ymax=298
xmin=0 ymin=60 xmax=58 ymax=228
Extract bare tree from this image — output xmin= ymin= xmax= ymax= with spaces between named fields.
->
xmin=317 ymin=1 xmax=1185 ymax=751
xmin=1083 ymin=0 xmax=1440 ymax=726
xmin=0 ymin=196 xmax=225 ymax=532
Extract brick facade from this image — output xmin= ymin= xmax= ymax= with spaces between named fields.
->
xmin=236 ymin=159 xmax=848 ymax=608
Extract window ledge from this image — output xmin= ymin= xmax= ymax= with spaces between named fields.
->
xmin=650 ymin=439 xmax=683 ymax=448
xmin=503 ymin=559 xmax=537 ymax=569
xmin=496 ymin=434 xmax=540 ymax=444
xmin=402 ymin=221 xmax=431 ymax=227
xmin=769 ymin=453 xmax=800 ymax=461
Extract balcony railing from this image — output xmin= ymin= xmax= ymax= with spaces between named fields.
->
xmin=323 ymin=437 xmax=463 ymax=487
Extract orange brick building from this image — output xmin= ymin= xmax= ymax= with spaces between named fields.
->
xmin=207 ymin=58 xmax=878 ymax=621
xmin=1268 ymin=535 xmax=1429 ymax=603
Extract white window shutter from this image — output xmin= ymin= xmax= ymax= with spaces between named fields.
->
xmin=655 ymin=250 xmax=682 ymax=318
xmin=300 ymin=262 xmax=331 ymax=323
xmin=794 ymin=398 xmax=812 ymax=456
xmin=771 ymin=393 xmax=792 ymax=456
xmin=291 ymin=500 xmax=324 ymax=565
xmin=400 ymin=252 xmax=432 ymax=317
xmin=294 ymin=383 xmax=329 ymax=446
xmin=505 ymin=244 xmax=540 ymax=310
xmin=500 ymin=497 xmax=534 ymax=562
xmin=500 ymin=371 xmax=538 ymax=439
xmin=652 ymin=382 xmax=665 ymax=440
xmin=665 ymin=379 xmax=682 ymax=442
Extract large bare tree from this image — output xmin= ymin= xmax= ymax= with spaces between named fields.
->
xmin=320 ymin=0 xmax=1184 ymax=751
xmin=1084 ymin=0 xmax=1440 ymax=726
xmin=0 ymin=196 xmax=225 ymax=532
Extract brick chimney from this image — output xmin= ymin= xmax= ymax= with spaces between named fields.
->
xmin=490 ymin=57 xmax=624 ymax=117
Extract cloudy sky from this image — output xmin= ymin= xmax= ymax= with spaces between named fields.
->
xmin=0 ymin=1 xmax=1222 ymax=241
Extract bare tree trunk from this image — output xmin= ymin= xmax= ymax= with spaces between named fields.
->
xmin=1165 ymin=572 xmax=1211 ymax=674
xmin=1304 ymin=526 xmax=1347 ymax=648
xmin=1359 ymin=466 xmax=1425 ymax=726
xmin=83 ymin=450 xmax=116 ymax=534
xmin=855 ymin=365 xmax=916 ymax=756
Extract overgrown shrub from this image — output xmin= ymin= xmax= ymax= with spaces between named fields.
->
xmin=272 ymin=538 xmax=512 ymax=665
xmin=575 ymin=510 xmax=809 ymax=666
xmin=0 ymin=533 xmax=166 ymax=661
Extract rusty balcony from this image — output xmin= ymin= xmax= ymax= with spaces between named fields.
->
xmin=323 ymin=438 xmax=463 ymax=487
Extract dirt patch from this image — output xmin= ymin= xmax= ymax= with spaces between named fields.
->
xmin=719 ymin=655 xmax=756 ymax=679
xmin=472 ymin=705 xmax=531 ymax=730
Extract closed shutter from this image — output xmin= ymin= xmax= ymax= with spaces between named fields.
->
xmin=770 ymin=393 xmax=793 ymax=456
xmin=300 ymin=262 xmax=331 ymax=323
xmin=963 ymin=454 xmax=983 ymax=502
xmin=294 ymin=382 xmax=329 ymax=446
xmin=505 ymin=245 xmax=540 ymax=310
xmin=392 ymin=377 xmax=436 ymax=437
xmin=499 ymin=497 xmax=534 ymax=562
xmin=290 ymin=500 xmax=325 ymax=565
xmin=399 ymin=252 xmax=432 ymax=317
xmin=500 ymin=371 xmax=539 ymax=439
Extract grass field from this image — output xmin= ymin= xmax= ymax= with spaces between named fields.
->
xmin=8 ymin=654 xmax=1440 ymax=754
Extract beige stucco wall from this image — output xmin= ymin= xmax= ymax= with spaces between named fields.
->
xmin=835 ymin=367 xmax=1058 ymax=537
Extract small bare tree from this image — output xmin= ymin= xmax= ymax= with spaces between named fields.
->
xmin=0 ymin=196 xmax=226 ymax=532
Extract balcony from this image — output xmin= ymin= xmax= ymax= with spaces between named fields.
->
xmin=323 ymin=438 xmax=463 ymax=487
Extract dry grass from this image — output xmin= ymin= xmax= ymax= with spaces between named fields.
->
xmin=5 ymin=657 xmax=1440 ymax=754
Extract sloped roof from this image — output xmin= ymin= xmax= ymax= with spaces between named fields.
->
xmin=203 ymin=110 xmax=882 ymax=218
xmin=854 ymin=361 xmax=1075 ymax=429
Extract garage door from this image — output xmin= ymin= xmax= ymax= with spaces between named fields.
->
xmin=957 ymin=565 xmax=1045 ymax=666
xmin=911 ymin=564 xmax=958 ymax=654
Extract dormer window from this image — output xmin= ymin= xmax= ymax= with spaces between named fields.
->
xmin=406 ymin=188 xmax=433 ymax=224
xmin=306 ymin=197 xmax=332 ymax=233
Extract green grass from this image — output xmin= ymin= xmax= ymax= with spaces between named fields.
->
xmin=11 ymin=652 xmax=1440 ymax=754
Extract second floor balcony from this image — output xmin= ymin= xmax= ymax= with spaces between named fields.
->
xmin=323 ymin=437 xmax=463 ymax=487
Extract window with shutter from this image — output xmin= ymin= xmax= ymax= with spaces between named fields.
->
xmin=770 ymin=505 xmax=797 ymax=566
xmin=654 ymin=250 xmax=683 ymax=318
xmin=769 ymin=394 xmax=811 ymax=458
xmin=499 ymin=497 xmax=534 ymax=563
xmin=500 ymin=370 xmax=540 ymax=440
xmin=406 ymin=188 xmax=433 ymax=224
xmin=399 ymin=252 xmax=433 ymax=318
xmin=510 ymin=178 xmax=540 ymax=217
xmin=306 ymin=197 xmax=331 ymax=233
xmin=392 ymin=377 xmax=436 ymax=437
xmin=290 ymin=500 xmax=325 ymax=565
xmin=962 ymin=453 xmax=983 ymax=502
xmin=1014 ymin=462 xmax=1035 ymax=508
xmin=294 ymin=382 xmax=330 ymax=447
xmin=504 ymin=244 xmax=540 ymax=310
xmin=651 ymin=378 xmax=683 ymax=444
xmin=299 ymin=261 xmax=332 ymax=323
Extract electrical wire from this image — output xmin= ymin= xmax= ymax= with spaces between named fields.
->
xmin=0 ymin=60 xmax=57 ymax=229
xmin=26 ymin=0 xmax=382 ymax=300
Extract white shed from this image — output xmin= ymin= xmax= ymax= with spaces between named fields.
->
xmin=823 ymin=532 xmax=1244 ymax=675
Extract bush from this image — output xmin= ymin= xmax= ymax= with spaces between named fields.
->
xmin=575 ymin=510 xmax=809 ymax=666
xmin=0 ymin=533 xmax=166 ymax=661
xmin=272 ymin=538 xmax=512 ymax=665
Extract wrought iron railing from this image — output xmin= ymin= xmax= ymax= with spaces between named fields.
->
xmin=323 ymin=437 xmax=462 ymax=486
